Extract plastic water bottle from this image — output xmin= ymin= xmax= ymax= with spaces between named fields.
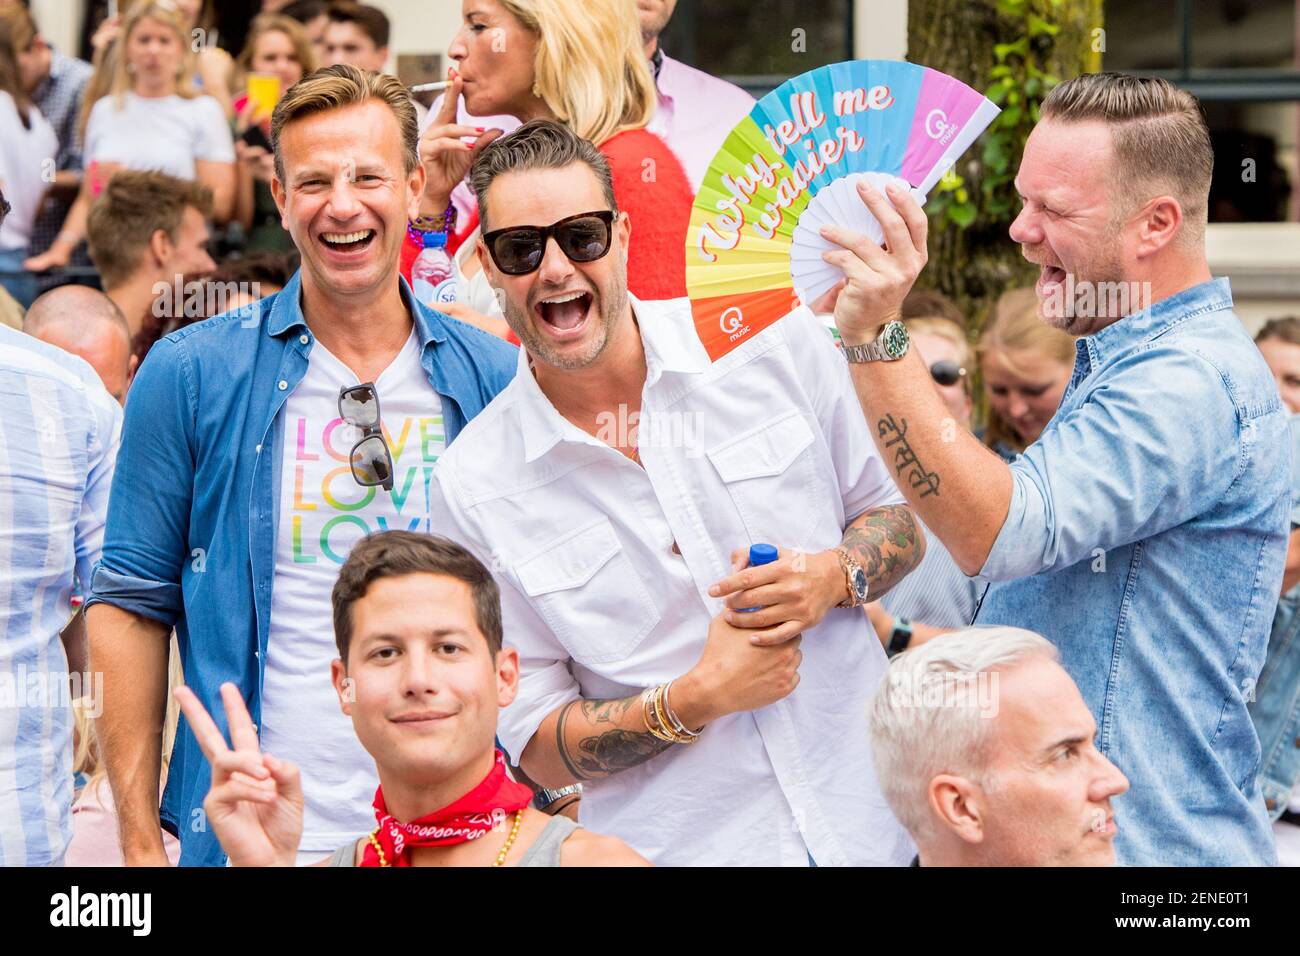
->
xmin=739 ymin=543 xmax=779 ymax=612
xmin=411 ymin=232 xmax=459 ymax=307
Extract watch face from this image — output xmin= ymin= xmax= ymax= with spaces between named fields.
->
xmin=851 ymin=567 xmax=869 ymax=602
xmin=882 ymin=321 xmax=909 ymax=359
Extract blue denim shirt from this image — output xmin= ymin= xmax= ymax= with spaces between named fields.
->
xmin=85 ymin=271 xmax=517 ymax=866
xmin=1248 ymin=414 xmax=1300 ymax=821
xmin=974 ymin=278 xmax=1289 ymax=866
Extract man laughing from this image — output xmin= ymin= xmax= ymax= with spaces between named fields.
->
xmin=86 ymin=65 xmax=517 ymax=866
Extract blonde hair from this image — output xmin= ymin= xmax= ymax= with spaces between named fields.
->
xmin=235 ymin=13 xmax=317 ymax=94
xmin=79 ymin=1 xmax=197 ymax=140
xmin=270 ymin=63 xmax=417 ymax=182
xmin=904 ymin=316 xmax=973 ymax=383
xmin=74 ymin=636 xmax=184 ymax=800
xmin=1041 ymin=72 xmax=1213 ymax=248
xmin=977 ymin=288 xmax=1076 ymax=453
xmin=501 ymin=0 xmax=656 ymax=145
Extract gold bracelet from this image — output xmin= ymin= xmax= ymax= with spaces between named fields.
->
xmin=642 ymin=686 xmax=677 ymax=743
xmin=662 ymin=680 xmax=702 ymax=739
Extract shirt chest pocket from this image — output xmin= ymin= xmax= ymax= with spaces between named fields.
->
xmin=706 ymin=410 xmax=826 ymax=548
xmin=514 ymin=517 xmax=662 ymax=665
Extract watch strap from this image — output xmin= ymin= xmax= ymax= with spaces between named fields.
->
xmin=886 ymin=617 xmax=913 ymax=657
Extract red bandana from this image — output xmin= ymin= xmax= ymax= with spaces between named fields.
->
xmin=361 ymin=750 xmax=534 ymax=867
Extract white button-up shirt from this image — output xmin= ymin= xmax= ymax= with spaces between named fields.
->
xmin=428 ymin=296 xmax=915 ymax=866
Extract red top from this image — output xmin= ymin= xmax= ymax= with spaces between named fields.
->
xmin=402 ymin=127 xmax=694 ymax=306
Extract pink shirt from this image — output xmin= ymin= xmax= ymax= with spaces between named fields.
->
xmin=646 ymin=54 xmax=756 ymax=192
xmin=65 ymin=780 xmax=181 ymax=867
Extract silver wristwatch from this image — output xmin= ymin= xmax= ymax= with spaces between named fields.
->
xmin=843 ymin=319 xmax=910 ymax=363
xmin=533 ymin=783 xmax=582 ymax=813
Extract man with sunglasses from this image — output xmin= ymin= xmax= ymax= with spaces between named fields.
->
xmin=84 ymin=66 xmax=517 ymax=867
xmin=428 ymin=120 xmax=925 ymax=866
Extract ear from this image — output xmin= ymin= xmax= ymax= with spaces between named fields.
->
xmin=928 ymin=773 xmax=986 ymax=845
xmin=271 ymin=174 xmax=288 ymax=229
xmin=1134 ymin=195 xmax=1183 ymax=259
xmin=330 ymin=658 xmax=354 ymax=716
xmin=475 ymin=237 xmax=494 ymax=284
xmin=406 ymin=163 xmax=427 ymax=222
xmin=615 ymin=209 xmax=631 ymax=267
xmin=495 ymin=646 xmax=519 ymax=709
xmin=148 ymin=228 xmax=174 ymax=270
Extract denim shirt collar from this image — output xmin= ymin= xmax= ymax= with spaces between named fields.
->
xmin=266 ymin=270 xmax=448 ymax=346
xmin=1084 ymin=276 xmax=1233 ymax=370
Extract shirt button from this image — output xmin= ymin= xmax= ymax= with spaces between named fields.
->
xmin=254 ymin=650 xmax=260 ymax=658
xmin=278 ymin=380 xmax=288 ymax=390
xmin=299 ymin=334 xmax=309 ymax=345
xmin=255 ymin=444 xmax=262 ymax=454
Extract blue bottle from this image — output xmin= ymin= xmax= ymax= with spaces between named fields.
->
xmin=739 ymin=543 xmax=779 ymax=612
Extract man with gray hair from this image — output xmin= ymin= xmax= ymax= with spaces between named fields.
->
xmin=822 ymin=71 xmax=1288 ymax=865
xmin=870 ymin=627 xmax=1129 ymax=866
xmin=24 ymin=286 xmax=136 ymax=404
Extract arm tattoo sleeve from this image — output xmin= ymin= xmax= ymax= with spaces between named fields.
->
xmin=556 ymin=695 xmax=674 ymax=781
xmin=840 ymin=503 xmax=923 ymax=596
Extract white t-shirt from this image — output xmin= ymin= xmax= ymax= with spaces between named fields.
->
xmin=0 ymin=92 xmax=59 ymax=250
xmin=261 ymin=329 xmax=447 ymax=860
xmin=84 ymin=92 xmax=234 ymax=180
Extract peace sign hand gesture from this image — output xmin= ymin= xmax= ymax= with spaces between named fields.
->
xmin=175 ymin=682 xmax=304 ymax=867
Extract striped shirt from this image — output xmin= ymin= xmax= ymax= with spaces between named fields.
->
xmin=0 ymin=325 xmax=120 ymax=865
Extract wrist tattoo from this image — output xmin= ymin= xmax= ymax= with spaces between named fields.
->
xmin=877 ymin=414 xmax=940 ymax=498
xmin=841 ymin=504 xmax=922 ymax=592
xmin=557 ymin=696 xmax=672 ymax=780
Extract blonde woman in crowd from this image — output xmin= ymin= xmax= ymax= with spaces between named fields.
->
xmin=414 ymin=0 xmax=694 ymax=338
xmin=231 ymin=13 xmax=316 ymax=253
xmin=978 ymin=287 xmax=1077 ymax=460
xmin=24 ymin=1 xmax=234 ymax=274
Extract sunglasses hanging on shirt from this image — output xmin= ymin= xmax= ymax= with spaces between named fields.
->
xmin=338 ymin=382 xmax=394 ymax=492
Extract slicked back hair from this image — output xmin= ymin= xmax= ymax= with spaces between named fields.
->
xmin=470 ymin=118 xmax=617 ymax=232
xmin=270 ymin=63 xmax=417 ymax=184
xmin=1040 ymin=72 xmax=1213 ymax=247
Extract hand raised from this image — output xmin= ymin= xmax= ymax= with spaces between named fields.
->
xmin=819 ymin=180 xmax=928 ymax=342
xmin=418 ymin=70 xmax=503 ymax=208
xmin=175 ymin=682 xmax=303 ymax=867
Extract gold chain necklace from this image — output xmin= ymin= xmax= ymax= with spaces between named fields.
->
xmin=365 ymin=809 xmax=525 ymax=868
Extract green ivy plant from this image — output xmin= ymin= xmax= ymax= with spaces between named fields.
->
xmin=926 ymin=0 xmax=1062 ymax=230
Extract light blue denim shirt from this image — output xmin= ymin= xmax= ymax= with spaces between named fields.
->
xmin=85 ymin=272 xmax=518 ymax=866
xmin=974 ymin=278 xmax=1289 ymax=866
xmin=1248 ymin=413 xmax=1300 ymax=821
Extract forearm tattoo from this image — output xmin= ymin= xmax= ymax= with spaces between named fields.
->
xmin=876 ymin=413 xmax=940 ymax=498
xmin=556 ymin=696 xmax=673 ymax=781
xmin=841 ymin=503 xmax=923 ymax=595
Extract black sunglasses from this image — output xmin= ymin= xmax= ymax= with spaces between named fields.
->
xmin=338 ymin=383 xmax=394 ymax=492
xmin=481 ymin=210 xmax=616 ymax=276
xmin=929 ymin=359 xmax=967 ymax=387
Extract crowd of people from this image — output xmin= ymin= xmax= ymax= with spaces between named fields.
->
xmin=1 ymin=0 xmax=1298 ymax=870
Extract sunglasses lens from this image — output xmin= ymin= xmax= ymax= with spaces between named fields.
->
xmin=340 ymin=385 xmax=380 ymax=427
xmin=557 ymin=216 xmax=611 ymax=263
xmin=930 ymin=360 xmax=963 ymax=386
xmin=350 ymin=434 xmax=392 ymax=487
xmin=492 ymin=229 xmax=544 ymax=275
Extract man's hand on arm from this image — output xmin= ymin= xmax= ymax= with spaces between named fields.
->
xmin=86 ymin=603 xmax=172 ymax=866
xmin=821 ymin=180 xmax=1013 ymax=575
xmin=519 ymin=613 xmax=803 ymax=788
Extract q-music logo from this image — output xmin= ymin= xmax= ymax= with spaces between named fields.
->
xmin=925 ymin=108 xmax=958 ymax=145
xmin=720 ymin=306 xmax=751 ymax=343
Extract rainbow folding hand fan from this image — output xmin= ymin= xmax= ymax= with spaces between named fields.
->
xmin=686 ymin=60 xmax=999 ymax=360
